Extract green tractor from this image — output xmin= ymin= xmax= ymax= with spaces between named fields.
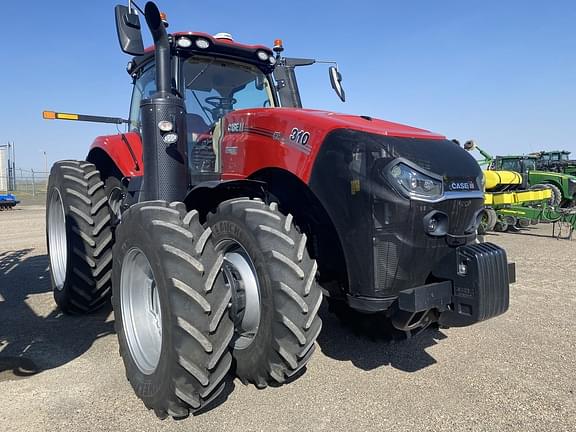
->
xmin=489 ymin=155 xmax=576 ymax=207
xmin=532 ymin=150 xmax=576 ymax=177
xmin=464 ymin=141 xmax=576 ymax=207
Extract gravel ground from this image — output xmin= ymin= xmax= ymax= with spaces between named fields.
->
xmin=0 ymin=205 xmax=574 ymax=432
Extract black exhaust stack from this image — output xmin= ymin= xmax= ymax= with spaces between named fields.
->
xmin=144 ymin=2 xmax=170 ymax=97
xmin=140 ymin=1 xmax=188 ymax=202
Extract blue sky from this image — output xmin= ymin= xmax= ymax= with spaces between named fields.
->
xmin=0 ymin=0 xmax=574 ymax=171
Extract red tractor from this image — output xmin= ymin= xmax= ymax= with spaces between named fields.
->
xmin=44 ymin=1 xmax=513 ymax=419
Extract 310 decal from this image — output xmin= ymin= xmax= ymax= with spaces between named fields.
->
xmin=289 ymin=128 xmax=311 ymax=145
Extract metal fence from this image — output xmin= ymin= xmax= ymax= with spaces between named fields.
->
xmin=0 ymin=168 xmax=49 ymax=199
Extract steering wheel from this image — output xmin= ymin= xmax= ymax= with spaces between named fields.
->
xmin=203 ymin=96 xmax=237 ymax=122
xmin=205 ymin=96 xmax=237 ymax=109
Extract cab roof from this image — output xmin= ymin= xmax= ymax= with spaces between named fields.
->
xmin=131 ymin=31 xmax=276 ymax=75
xmin=495 ymin=155 xmax=538 ymax=160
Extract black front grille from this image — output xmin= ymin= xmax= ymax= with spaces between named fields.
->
xmin=374 ymin=238 xmax=401 ymax=295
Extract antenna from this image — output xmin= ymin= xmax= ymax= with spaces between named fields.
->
xmin=128 ymin=0 xmax=145 ymax=15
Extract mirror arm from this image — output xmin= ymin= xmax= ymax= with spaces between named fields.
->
xmin=315 ymin=60 xmax=340 ymax=70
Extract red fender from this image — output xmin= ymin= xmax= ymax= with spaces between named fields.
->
xmin=89 ymin=132 xmax=143 ymax=177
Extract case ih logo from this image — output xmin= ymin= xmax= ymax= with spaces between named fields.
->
xmin=448 ymin=180 xmax=476 ymax=191
xmin=227 ymin=122 xmax=245 ymax=133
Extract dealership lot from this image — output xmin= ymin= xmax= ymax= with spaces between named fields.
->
xmin=1 ymin=205 xmax=574 ymax=432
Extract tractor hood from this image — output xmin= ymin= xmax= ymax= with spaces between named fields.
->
xmin=227 ymin=107 xmax=444 ymax=142
xmin=270 ymin=108 xmax=479 ymax=180
xmin=532 ymin=170 xmax=573 ymax=180
xmin=272 ymin=108 xmax=445 ymax=140
xmin=222 ymin=108 xmax=469 ymax=184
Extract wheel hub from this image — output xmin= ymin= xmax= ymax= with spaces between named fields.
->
xmin=120 ymin=247 xmax=163 ymax=375
xmin=218 ymin=242 xmax=261 ymax=350
xmin=47 ymin=188 xmax=68 ymax=290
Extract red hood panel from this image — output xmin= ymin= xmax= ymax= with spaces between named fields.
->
xmin=233 ymin=108 xmax=445 ymax=140
xmin=221 ymin=108 xmax=446 ymax=184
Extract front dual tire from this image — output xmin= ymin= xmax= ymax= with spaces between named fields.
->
xmin=112 ymin=201 xmax=234 ymax=418
xmin=208 ymin=198 xmax=322 ymax=388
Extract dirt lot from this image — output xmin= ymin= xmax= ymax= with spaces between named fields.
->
xmin=0 ymin=205 xmax=574 ymax=432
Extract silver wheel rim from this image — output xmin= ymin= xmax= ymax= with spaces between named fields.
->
xmin=218 ymin=241 xmax=261 ymax=350
xmin=120 ymin=247 xmax=163 ymax=375
xmin=48 ymin=188 xmax=68 ymax=290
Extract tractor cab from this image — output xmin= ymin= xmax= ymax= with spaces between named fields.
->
xmin=491 ymin=155 xmax=537 ymax=173
xmin=124 ymin=27 xmax=343 ymax=185
xmin=535 ymin=150 xmax=573 ymax=167
xmin=127 ymin=34 xmax=278 ymax=180
xmin=490 ymin=155 xmax=537 ymax=188
xmin=546 ymin=151 xmax=571 ymax=162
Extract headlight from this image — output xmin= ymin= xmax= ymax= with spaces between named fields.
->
xmin=195 ymin=38 xmax=210 ymax=49
xmin=162 ymin=132 xmax=178 ymax=145
xmin=388 ymin=162 xmax=443 ymax=200
xmin=256 ymin=50 xmax=270 ymax=61
xmin=177 ymin=37 xmax=192 ymax=48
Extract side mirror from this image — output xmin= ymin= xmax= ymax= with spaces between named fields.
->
xmin=329 ymin=66 xmax=346 ymax=102
xmin=115 ymin=5 xmax=144 ymax=55
xmin=464 ymin=140 xmax=476 ymax=151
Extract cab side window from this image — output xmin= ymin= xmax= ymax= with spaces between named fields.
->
xmin=129 ymin=65 xmax=156 ymax=132
xmin=501 ymin=159 xmax=521 ymax=172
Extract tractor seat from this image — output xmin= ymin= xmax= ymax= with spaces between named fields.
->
xmin=187 ymin=113 xmax=216 ymax=173
xmin=186 ymin=113 xmax=211 ymax=139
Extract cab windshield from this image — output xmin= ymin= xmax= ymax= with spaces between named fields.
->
xmin=500 ymin=159 xmax=522 ymax=172
xmin=181 ymin=56 xmax=274 ymax=130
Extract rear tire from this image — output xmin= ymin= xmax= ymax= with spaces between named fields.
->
xmin=112 ymin=201 xmax=234 ymax=419
xmin=531 ymin=183 xmax=561 ymax=207
xmin=546 ymin=184 xmax=562 ymax=207
xmin=208 ymin=198 xmax=322 ymax=388
xmin=46 ymin=160 xmax=113 ymax=314
xmin=478 ymin=207 xmax=497 ymax=234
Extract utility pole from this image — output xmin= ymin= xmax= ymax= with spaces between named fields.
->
xmin=13 ymin=142 xmax=16 ymax=191
xmin=6 ymin=141 xmax=15 ymax=191
xmin=42 ymin=150 xmax=48 ymax=173
xmin=10 ymin=141 xmax=16 ymax=191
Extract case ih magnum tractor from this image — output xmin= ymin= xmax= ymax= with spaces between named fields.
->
xmin=44 ymin=1 xmax=513 ymax=419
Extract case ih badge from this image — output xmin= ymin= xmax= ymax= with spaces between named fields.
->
xmin=448 ymin=179 xmax=477 ymax=191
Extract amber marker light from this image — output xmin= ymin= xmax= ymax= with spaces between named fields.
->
xmin=160 ymin=12 xmax=168 ymax=27
xmin=57 ymin=113 xmax=79 ymax=120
